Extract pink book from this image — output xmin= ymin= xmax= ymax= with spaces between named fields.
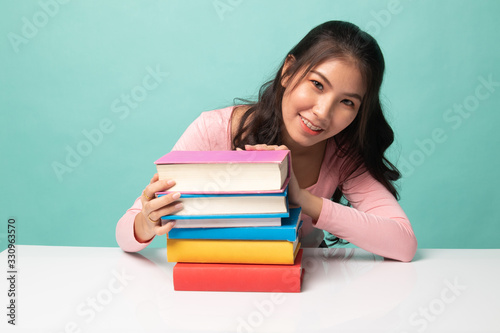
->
xmin=155 ymin=150 xmax=290 ymax=165
xmin=154 ymin=150 xmax=290 ymax=194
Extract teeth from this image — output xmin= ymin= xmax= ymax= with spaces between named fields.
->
xmin=300 ymin=116 xmax=322 ymax=131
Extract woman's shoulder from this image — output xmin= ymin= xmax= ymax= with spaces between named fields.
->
xmin=174 ymin=106 xmax=237 ymax=151
xmin=194 ymin=104 xmax=251 ymax=129
xmin=197 ymin=105 xmax=236 ymax=125
xmin=185 ymin=105 xmax=249 ymax=151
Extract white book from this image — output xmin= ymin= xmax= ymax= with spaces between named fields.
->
xmin=169 ymin=217 xmax=282 ymax=228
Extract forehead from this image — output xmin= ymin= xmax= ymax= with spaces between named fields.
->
xmin=311 ymin=58 xmax=366 ymax=96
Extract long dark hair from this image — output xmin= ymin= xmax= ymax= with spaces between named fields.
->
xmin=232 ymin=21 xmax=401 ymax=245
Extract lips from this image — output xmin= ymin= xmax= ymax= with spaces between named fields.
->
xmin=299 ymin=115 xmax=323 ymax=134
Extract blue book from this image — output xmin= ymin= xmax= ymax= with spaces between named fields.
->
xmin=167 ymin=207 xmax=302 ymax=242
xmin=159 ymin=188 xmax=289 ymax=220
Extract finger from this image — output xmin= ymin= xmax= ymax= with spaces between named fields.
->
xmin=277 ymin=145 xmax=289 ymax=150
xmin=144 ymin=179 xmax=176 ymax=199
xmin=144 ymin=213 xmax=162 ymax=225
xmin=244 ymin=144 xmax=256 ymax=150
xmin=153 ymin=221 xmax=176 ymax=236
xmin=150 ymin=173 xmax=159 ymax=184
xmin=245 ymin=144 xmax=274 ymax=151
xmin=145 ymin=191 xmax=180 ymax=213
xmin=148 ymin=202 xmax=184 ymax=221
xmin=236 ymin=147 xmax=243 ymax=151
xmin=255 ymin=144 xmax=273 ymax=150
xmin=260 ymin=144 xmax=282 ymax=150
xmin=141 ymin=189 xmax=155 ymax=203
xmin=141 ymin=189 xmax=155 ymax=205
xmin=146 ymin=194 xmax=183 ymax=220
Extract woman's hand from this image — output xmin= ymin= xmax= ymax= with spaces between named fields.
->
xmin=134 ymin=173 xmax=183 ymax=243
xmin=241 ymin=144 xmax=304 ymax=207
xmin=242 ymin=144 xmax=323 ymax=220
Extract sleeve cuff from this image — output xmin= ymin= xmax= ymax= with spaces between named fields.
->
xmin=116 ymin=211 xmax=154 ymax=252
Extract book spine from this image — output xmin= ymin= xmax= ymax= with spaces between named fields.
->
xmin=173 ymin=262 xmax=302 ymax=292
xmin=167 ymin=226 xmax=296 ymax=241
xmin=161 ymin=211 xmax=289 ymax=220
xmin=158 ymin=191 xmax=287 ymax=198
xmin=171 ymin=220 xmax=281 ymax=229
xmin=166 ymin=239 xmax=297 ymax=264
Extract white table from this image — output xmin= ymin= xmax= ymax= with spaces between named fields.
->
xmin=1 ymin=246 xmax=499 ymax=332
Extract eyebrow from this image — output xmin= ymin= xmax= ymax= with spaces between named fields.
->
xmin=310 ymin=70 xmax=364 ymax=102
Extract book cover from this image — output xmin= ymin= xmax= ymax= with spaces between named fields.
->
xmin=168 ymin=207 xmax=302 ymax=242
xmin=154 ymin=150 xmax=290 ymax=193
xmin=155 ymin=149 xmax=289 ymax=165
xmin=166 ymin=238 xmax=301 ymax=265
xmin=158 ymin=189 xmax=289 ymax=219
xmin=173 ymin=250 xmax=303 ymax=292
xmin=171 ymin=216 xmax=282 ymax=228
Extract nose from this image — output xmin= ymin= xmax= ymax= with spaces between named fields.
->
xmin=312 ymin=102 xmax=333 ymax=123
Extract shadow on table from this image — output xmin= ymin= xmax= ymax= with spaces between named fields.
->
xmin=299 ymin=247 xmax=418 ymax=329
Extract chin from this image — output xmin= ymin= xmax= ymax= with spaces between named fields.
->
xmin=291 ymin=134 xmax=323 ymax=148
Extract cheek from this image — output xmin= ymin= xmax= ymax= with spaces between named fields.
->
xmin=332 ymin=110 xmax=358 ymax=132
xmin=343 ymin=112 xmax=358 ymax=129
xmin=346 ymin=111 xmax=358 ymax=124
xmin=284 ymin=86 xmax=315 ymax=111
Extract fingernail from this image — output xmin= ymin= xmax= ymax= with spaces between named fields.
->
xmin=174 ymin=203 xmax=183 ymax=210
xmin=172 ymin=192 xmax=181 ymax=200
xmin=167 ymin=179 xmax=175 ymax=186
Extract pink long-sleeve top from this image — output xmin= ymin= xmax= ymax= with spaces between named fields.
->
xmin=116 ymin=106 xmax=417 ymax=262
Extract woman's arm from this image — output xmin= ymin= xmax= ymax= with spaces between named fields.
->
xmin=313 ymin=171 xmax=417 ymax=262
xmin=116 ymin=197 xmax=152 ymax=252
xmin=242 ymin=143 xmax=416 ymax=261
xmin=115 ymin=178 xmax=182 ymax=252
xmin=116 ymin=109 xmax=231 ymax=252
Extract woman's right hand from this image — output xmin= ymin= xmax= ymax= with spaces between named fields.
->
xmin=134 ymin=173 xmax=183 ymax=243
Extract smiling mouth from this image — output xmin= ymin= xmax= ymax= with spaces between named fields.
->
xmin=300 ymin=115 xmax=323 ymax=132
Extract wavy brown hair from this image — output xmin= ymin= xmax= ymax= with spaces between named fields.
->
xmin=232 ymin=21 xmax=401 ymax=245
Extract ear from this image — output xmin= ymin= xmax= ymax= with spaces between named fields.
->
xmin=280 ymin=55 xmax=296 ymax=88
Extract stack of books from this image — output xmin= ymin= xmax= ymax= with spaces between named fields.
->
xmin=154 ymin=150 xmax=303 ymax=292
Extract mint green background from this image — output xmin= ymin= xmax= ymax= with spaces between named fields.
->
xmin=1 ymin=0 xmax=499 ymax=250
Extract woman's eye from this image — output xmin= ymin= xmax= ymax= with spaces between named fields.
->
xmin=311 ymin=80 xmax=323 ymax=91
xmin=342 ymin=99 xmax=354 ymax=107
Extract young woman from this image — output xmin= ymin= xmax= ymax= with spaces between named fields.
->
xmin=116 ymin=21 xmax=417 ymax=262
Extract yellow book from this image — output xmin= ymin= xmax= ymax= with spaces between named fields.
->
xmin=167 ymin=238 xmax=301 ymax=264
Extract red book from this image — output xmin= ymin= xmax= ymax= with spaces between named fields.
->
xmin=173 ymin=250 xmax=303 ymax=292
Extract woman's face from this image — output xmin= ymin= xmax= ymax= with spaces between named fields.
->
xmin=281 ymin=57 xmax=366 ymax=149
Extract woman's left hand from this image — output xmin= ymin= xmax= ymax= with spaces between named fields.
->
xmin=240 ymin=144 xmax=304 ymax=207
